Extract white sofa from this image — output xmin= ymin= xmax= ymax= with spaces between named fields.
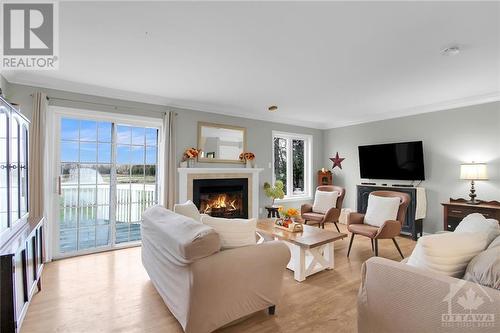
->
xmin=141 ymin=206 xmax=290 ymax=333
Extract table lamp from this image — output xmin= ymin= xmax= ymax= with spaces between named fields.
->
xmin=460 ymin=162 xmax=488 ymax=205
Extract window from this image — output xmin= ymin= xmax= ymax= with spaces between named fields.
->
xmin=272 ymin=131 xmax=312 ymax=199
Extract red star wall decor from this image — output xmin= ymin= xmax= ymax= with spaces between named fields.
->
xmin=330 ymin=152 xmax=345 ymax=169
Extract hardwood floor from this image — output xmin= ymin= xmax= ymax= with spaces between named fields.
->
xmin=21 ymin=224 xmax=416 ymax=333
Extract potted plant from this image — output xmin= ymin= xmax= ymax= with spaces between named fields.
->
xmin=263 ymin=180 xmax=285 ymax=207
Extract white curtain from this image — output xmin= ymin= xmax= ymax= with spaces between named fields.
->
xmin=29 ymin=92 xmax=51 ymax=260
xmin=162 ymin=111 xmax=177 ymax=209
xmin=28 ymin=92 xmax=47 ymax=218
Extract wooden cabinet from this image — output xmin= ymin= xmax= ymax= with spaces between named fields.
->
xmin=0 ymin=96 xmax=30 ymax=245
xmin=357 ymin=185 xmax=424 ymax=240
xmin=0 ymin=218 xmax=44 ymax=333
xmin=0 ymin=96 xmax=40 ymax=333
xmin=442 ymin=198 xmax=500 ymax=231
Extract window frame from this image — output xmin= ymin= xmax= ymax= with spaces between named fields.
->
xmin=272 ymin=131 xmax=312 ymax=202
xmin=47 ymin=106 xmax=164 ymax=259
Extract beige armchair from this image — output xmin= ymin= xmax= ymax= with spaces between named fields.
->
xmin=347 ymin=191 xmax=410 ymax=258
xmin=301 ymin=185 xmax=346 ymax=232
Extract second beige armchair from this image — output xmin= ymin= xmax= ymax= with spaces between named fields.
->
xmin=301 ymin=185 xmax=346 ymax=232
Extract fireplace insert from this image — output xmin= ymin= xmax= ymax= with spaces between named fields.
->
xmin=193 ymin=178 xmax=248 ymax=218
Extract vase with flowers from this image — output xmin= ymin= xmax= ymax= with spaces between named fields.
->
xmin=183 ymin=147 xmax=201 ymax=168
xmin=239 ymin=152 xmax=256 ymax=168
xmin=277 ymin=207 xmax=300 ymax=227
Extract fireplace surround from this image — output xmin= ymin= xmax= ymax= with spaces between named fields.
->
xmin=178 ymin=168 xmax=264 ymax=218
xmin=193 ymin=178 xmax=248 ymax=218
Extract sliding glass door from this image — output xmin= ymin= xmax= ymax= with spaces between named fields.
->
xmin=58 ymin=116 xmax=159 ymax=255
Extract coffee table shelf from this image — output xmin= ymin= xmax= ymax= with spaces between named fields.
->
xmin=256 ymin=219 xmax=347 ymax=282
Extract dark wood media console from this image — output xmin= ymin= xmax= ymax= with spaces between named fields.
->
xmin=357 ymin=185 xmax=424 ymax=240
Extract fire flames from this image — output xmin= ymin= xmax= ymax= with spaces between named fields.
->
xmin=203 ymin=194 xmax=237 ymax=213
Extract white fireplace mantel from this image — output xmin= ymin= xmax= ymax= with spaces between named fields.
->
xmin=177 ymin=168 xmax=264 ymax=218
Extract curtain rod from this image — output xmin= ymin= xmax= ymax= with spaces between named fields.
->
xmin=29 ymin=94 xmax=177 ymax=115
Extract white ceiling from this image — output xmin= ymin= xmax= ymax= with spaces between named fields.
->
xmin=3 ymin=1 xmax=500 ymax=129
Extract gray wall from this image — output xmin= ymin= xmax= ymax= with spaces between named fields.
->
xmin=324 ymin=102 xmax=500 ymax=234
xmin=4 ymin=77 xmax=499 ymax=228
xmin=3 ymin=79 xmax=323 ymax=217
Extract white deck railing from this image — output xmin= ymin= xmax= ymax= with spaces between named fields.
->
xmin=61 ymin=184 xmax=156 ymax=223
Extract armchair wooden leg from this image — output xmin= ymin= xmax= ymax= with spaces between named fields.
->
xmin=374 ymin=239 xmax=378 ymax=256
xmin=371 ymin=239 xmax=374 ymax=253
xmin=321 ymin=222 xmax=325 ymax=229
xmin=347 ymin=233 xmax=355 ymax=257
xmin=268 ymin=305 xmax=276 ymax=315
xmin=392 ymin=238 xmax=404 ymax=259
xmin=333 ymin=222 xmax=340 ymax=233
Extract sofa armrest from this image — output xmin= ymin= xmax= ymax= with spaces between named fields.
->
xmin=187 ymin=241 xmax=290 ymax=333
xmin=358 ymin=257 xmax=500 ymax=333
xmin=301 ymin=203 xmax=313 ymax=215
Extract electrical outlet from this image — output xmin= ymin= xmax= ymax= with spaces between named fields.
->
xmin=259 ymin=207 xmax=263 ymax=214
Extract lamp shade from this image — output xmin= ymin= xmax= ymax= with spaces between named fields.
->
xmin=460 ymin=163 xmax=488 ymax=180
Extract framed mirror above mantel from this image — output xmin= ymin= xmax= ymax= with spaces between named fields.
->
xmin=197 ymin=122 xmax=246 ymax=164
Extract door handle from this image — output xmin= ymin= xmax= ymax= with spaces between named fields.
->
xmin=57 ymin=176 xmax=62 ymax=195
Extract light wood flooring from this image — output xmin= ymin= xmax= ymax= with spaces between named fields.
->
xmin=21 ymin=224 xmax=416 ymax=333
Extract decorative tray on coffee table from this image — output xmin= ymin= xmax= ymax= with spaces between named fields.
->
xmin=274 ymin=221 xmax=303 ymax=233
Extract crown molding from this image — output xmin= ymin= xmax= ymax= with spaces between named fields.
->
xmin=3 ymin=73 xmax=325 ymax=129
xmin=323 ymin=91 xmax=500 ymax=129
xmin=4 ymin=73 xmax=498 ymax=131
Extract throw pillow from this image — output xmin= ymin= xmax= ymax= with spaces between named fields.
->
xmin=364 ymin=195 xmax=400 ymax=227
xmin=201 ymin=215 xmax=257 ymax=249
xmin=455 ymin=213 xmax=500 ymax=246
xmin=174 ymin=200 xmax=201 ymax=222
xmin=406 ymin=232 xmax=489 ymax=278
xmin=463 ymin=246 xmax=500 ymax=290
xmin=312 ymin=190 xmax=339 ymax=214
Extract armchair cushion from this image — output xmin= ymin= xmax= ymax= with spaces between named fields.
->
xmin=364 ymin=195 xmax=400 ymax=227
xmin=348 ymin=224 xmax=379 ymax=238
xmin=302 ymin=212 xmax=325 ymax=222
xmin=312 ymin=189 xmax=339 ymax=214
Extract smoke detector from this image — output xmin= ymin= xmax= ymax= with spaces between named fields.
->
xmin=442 ymin=46 xmax=460 ymax=56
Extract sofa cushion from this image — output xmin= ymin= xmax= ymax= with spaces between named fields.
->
xmin=364 ymin=195 xmax=400 ymax=227
xmin=406 ymin=232 xmax=489 ymax=278
xmin=174 ymin=200 xmax=201 ymax=222
xmin=142 ymin=205 xmax=220 ymax=265
xmin=201 ymin=215 xmax=257 ymax=249
xmin=312 ymin=190 xmax=339 ymax=214
xmin=455 ymin=213 xmax=500 ymax=245
xmin=463 ymin=246 xmax=500 ymax=290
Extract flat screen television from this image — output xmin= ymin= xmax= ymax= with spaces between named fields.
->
xmin=358 ymin=141 xmax=425 ymax=180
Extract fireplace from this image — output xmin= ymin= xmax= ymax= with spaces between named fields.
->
xmin=193 ymin=178 xmax=249 ymax=218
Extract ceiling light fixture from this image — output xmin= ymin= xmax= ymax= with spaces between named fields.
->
xmin=442 ymin=46 xmax=460 ymax=56
xmin=268 ymin=105 xmax=278 ymax=112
